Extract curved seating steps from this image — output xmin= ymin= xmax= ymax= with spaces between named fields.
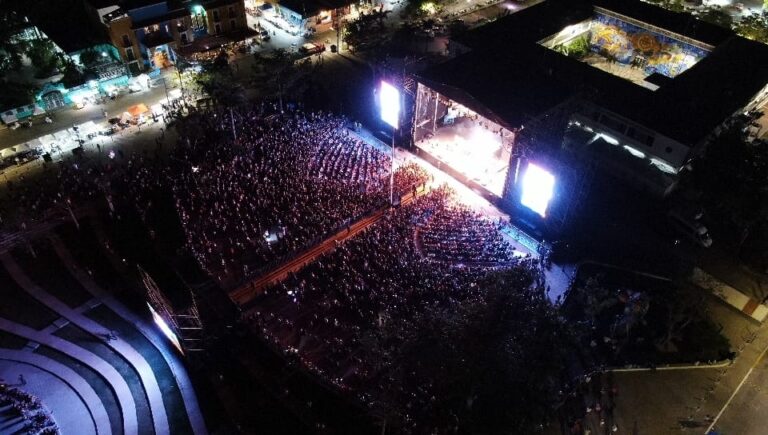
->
xmin=4 ymin=232 xmax=207 ymax=435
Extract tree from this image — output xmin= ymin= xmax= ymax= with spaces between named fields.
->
xmin=27 ymin=38 xmax=60 ymax=78
xmin=78 ymin=48 xmax=101 ymax=68
xmin=360 ymin=266 xmax=568 ymax=433
xmin=659 ymin=0 xmax=686 ymax=13
xmin=250 ymin=49 xmax=317 ymax=111
xmin=655 ymin=284 xmax=708 ymax=353
xmin=697 ymin=7 xmax=733 ymax=29
xmin=0 ymin=11 xmax=28 ymax=76
xmin=59 ymin=61 xmax=85 ymax=88
xmin=691 ymin=113 xmax=768 ymax=263
xmin=734 ymin=12 xmax=768 ymax=43
xmin=344 ymin=10 xmax=390 ymax=52
xmin=195 ymin=66 xmax=247 ymax=107
xmin=0 ymin=79 xmax=34 ymax=108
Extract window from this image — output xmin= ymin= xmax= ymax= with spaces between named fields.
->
xmin=214 ymin=23 xmax=221 ymax=34
xmin=213 ymin=10 xmax=220 ymax=21
xmin=126 ymin=47 xmax=136 ymax=61
xmin=230 ymin=19 xmax=236 ymax=30
xmin=598 ymin=114 xmax=626 ymax=134
xmin=228 ymin=6 xmax=235 ymax=18
xmin=122 ymin=34 xmax=131 ymax=47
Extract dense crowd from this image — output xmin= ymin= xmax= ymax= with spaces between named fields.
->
xmin=0 ymin=383 xmax=58 ymax=434
xmin=247 ymin=186 xmax=543 ymax=431
xmin=418 ymin=202 xmax=516 ymax=265
xmin=167 ymin=108 xmax=430 ymax=284
xmin=0 ymin=106 xmax=431 ymax=287
xmin=0 ymin=103 xmax=568 ymax=431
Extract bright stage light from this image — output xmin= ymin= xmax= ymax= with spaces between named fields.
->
xmin=471 ymin=127 xmax=500 ymax=152
xmin=379 ymin=81 xmax=400 ymax=129
xmin=148 ymin=303 xmax=183 ymax=353
xmin=520 ymin=163 xmax=555 ymax=218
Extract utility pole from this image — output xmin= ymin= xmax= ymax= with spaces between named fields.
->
xmin=335 ymin=10 xmax=343 ymax=53
xmin=390 ymin=128 xmax=395 ymax=205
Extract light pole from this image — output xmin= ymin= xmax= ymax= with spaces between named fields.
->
xmin=390 ymin=126 xmax=395 ymax=205
xmin=379 ymin=80 xmax=400 ymax=206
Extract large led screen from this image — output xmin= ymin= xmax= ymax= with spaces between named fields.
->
xmin=520 ymin=163 xmax=555 ymax=217
xmin=380 ymin=81 xmax=400 ymax=129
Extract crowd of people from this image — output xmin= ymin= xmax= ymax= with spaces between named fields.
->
xmin=0 ymin=105 xmax=432 ymax=287
xmin=167 ymin=108 xmax=430 ymax=285
xmin=247 ymin=186 xmax=543 ymax=431
xmin=418 ymin=202 xmax=517 ymax=265
xmin=0 ymin=383 xmax=58 ymax=434
xmin=0 ymin=101 xmax=572 ymax=431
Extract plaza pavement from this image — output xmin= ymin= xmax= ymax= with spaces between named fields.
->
xmin=0 ymin=252 xmax=171 ymax=435
xmin=0 ymin=71 xmax=177 ymax=151
xmin=0 ymin=316 xmax=138 ymax=435
xmin=609 ymin=277 xmax=768 ymax=435
xmin=0 ymin=351 xmax=109 ymax=435
xmin=51 ymin=234 xmax=208 ymax=435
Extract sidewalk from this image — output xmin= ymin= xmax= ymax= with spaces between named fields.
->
xmin=0 ymin=349 xmax=110 ymax=435
xmin=51 ymin=234 xmax=208 ymax=435
xmin=0 ymin=252 xmax=170 ymax=435
xmin=0 ymin=316 xmax=137 ymax=435
xmin=0 ymin=82 xmax=171 ymax=151
xmin=691 ymin=267 xmax=768 ymax=322
xmin=609 ymin=271 xmax=768 ymax=434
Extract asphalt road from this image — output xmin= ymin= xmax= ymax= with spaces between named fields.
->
xmin=0 ymin=72 xmax=177 ymax=150
xmin=708 ymin=341 xmax=768 ymax=435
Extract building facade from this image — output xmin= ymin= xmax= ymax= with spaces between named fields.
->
xmin=97 ymin=0 xmax=247 ymax=74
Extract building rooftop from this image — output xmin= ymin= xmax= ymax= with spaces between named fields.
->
xmin=426 ymin=0 xmax=768 ymax=146
xmin=277 ymin=0 xmax=353 ymax=18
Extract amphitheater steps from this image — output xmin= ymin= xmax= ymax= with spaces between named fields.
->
xmin=1 ymin=252 xmax=169 ymax=435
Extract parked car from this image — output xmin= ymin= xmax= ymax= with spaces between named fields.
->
xmin=667 ymin=210 xmax=712 ymax=248
xmin=299 ymin=43 xmax=325 ymax=56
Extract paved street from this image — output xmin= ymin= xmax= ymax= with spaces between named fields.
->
xmin=0 ymin=70 xmax=178 ymax=150
xmin=709 ymin=343 xmax=768 ymax=434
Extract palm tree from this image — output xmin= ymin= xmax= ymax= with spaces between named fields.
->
xmin=251 ymin=49 xmax=318 ymax=111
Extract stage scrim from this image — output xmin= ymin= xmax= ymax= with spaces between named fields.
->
xmin=413 ymin=83 xmax=515 ymax=197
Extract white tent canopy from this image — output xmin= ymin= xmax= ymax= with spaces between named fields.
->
xmin=26 ymin=138 xmax=43 ymax=149
xmin=77 ymin=121 xmax=98 ymax=135
xmin=39 ymin=134 xmax=57 ymax=145
xmin=1 ymin=148 xmax=16 ymax=158
xmin=53 ymin=130 xmax=73 ymax=141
